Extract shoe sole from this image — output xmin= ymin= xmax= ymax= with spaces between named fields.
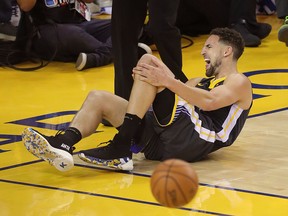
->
xmin=22 ymin=128 xmax=74 ymax=172
xmin=78 ymin=152 xmax=133 ymax=171
xmin=75 ymin=53 xmax=87 ymax=71
xmin=278 ymin=25 xmax=288 ymax=46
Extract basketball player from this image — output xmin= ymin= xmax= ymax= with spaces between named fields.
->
xmin=22 ymin=28 xmax=253 ymax=172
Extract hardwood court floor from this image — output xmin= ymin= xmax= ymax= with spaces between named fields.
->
xmin=0 ymin=15 xmax=287 ymax=216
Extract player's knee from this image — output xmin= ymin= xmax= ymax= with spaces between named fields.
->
xmin=138 ymin=53 xmax=153 ymax=63
xmin=138 ymin=53 xmax=159 ymax=67
xmin=87 ymin=90 xmax=106 ymax=102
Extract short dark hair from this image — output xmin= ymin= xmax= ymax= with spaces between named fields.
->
xmin=210 ymin=27 xmax=245 ymax=60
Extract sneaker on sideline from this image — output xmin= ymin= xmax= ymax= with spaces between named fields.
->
xmin=75 ymin=53 xmax=88 ymax=71
xmin=22 ymin=128 xmax=74 ymax=171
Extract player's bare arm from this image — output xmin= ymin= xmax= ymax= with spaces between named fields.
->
xmin=133 ymin=55 xmax=252 ymax=111
xmin=185 ymin=77 xmax=203 ymax=87
xmin=166 ymin=73 xmax=252 ymax=111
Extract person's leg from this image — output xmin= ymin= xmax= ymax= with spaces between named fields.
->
xmin=33 ymin=23 xmax=112 ymax=68
xmin=241 ymin=0 xmax=272 ymax=40
xmin=75 ymin=19 xmax=113 ymax=70
xmin=176 ymin=0 xmax=204 ymax=36
xmin=78 ymin=54 xmax=170 ymax=170
xmin=22 ymin=90 xmax=128 ymax=171
xmin=82 ymin=19 xmax=111 ymax=42
xmin=148 ymin=0 xmax=188 ymax=83
xmin=70 ymin=90 xmax=128 ymax=137
xmin=229 ymin=0 xmax=271 ymax=47
xmin=0 ymin=0 xmax=17 ymax=41
xmin=112 ymin=0 xmax=148 ymax=100
xmin=0 ymin=0 xmax=12 ymax=22
xmin=228 ymin=0 xmax=261 ymax=47
xmin=199 ymin=0 xmax=230 ymax=29
xmin=275 ymin=0 xmax=288 ymax=19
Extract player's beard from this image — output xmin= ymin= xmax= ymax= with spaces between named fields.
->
xmin=205 ymin=59 xmax=221 ymax=77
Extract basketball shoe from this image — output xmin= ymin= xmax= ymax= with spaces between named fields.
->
xmin=78 ymin=135 xmax=133 ymax=171
xmin=22 ymin=128 xmax=74 ymax=172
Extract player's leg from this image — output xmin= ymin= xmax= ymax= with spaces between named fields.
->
xmin=70 ymin=90 xmax=128 ymax=137
xmin=22 ymin=90 xmax=128 ymax=171
xmin=112 ymin=0 xmax=148 ymax=100
xmin=148 ymin=0 xmax=188 ymax=82
xmin=78 ymin=54 xmax=161 ymax=170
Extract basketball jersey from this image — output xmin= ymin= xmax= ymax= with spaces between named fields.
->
xmin=173 ymin=76 xmax=251 ymax=151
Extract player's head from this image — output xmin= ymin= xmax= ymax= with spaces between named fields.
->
xmin=210 ymin=27 xmax=245 ymax=60
xmin=201 ymin=28 xmax=245 ymax=77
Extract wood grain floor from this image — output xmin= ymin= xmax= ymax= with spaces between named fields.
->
xmin=0 ymin=14 xmax=287 ymax=216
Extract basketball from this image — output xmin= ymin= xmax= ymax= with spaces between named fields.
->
xmin=150 ymin=159 xmax=199 ymax=208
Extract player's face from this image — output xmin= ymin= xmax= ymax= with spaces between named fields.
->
xmin=201 ymin=35 xmax=225 ymax=77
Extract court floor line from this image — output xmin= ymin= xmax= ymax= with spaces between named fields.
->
xmin=1 ymin=160 xmax=288 ymax=200
xmin=0 ymin=178 xmax=230 ymax=216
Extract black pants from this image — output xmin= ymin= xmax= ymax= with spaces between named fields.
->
xmin=112 ymin=0 xmax=188 ymax=100
xmin=176 ymin=0 xmax=230 ymax=36
xmin=229 ymin=0 xmax=257 ymax=25
xmin=33 ymin=19 xmax=112 ymax=66
xmin=0 ymin=0 xmax=12 ymax=22
xmin=275 ymin=0 xmax=288 ymax=18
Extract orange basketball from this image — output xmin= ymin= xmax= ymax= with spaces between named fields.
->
xmin=150 ymin=159 xmax=199 ymax=208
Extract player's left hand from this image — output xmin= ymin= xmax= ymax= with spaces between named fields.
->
xmin=133 ymin=58 xmax=174 ymax=87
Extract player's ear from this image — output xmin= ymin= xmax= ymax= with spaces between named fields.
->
xmin=224 ymin=46 xmax=233 ymax=57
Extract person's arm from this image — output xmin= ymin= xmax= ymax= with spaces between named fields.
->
xmin=165 ymin=74 xmax=251 ymax=111
xmin=133 ymin=55 xmax=252 ymax=111
xmin=17 ymin=0 xmax=37 ymax=12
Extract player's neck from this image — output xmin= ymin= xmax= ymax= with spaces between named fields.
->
xmin=215 ymin=63 xmax=238 ymax=79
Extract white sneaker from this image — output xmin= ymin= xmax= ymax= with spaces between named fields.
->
xmin=75 ymin=53 xmax=87 ymax=71
xmin=22 ymin=128 xmax=74 ymax=172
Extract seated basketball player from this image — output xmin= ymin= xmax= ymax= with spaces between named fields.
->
xmin=22 ymin=28 xmax=253 ymax=172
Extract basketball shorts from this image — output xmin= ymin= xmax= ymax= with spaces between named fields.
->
xmin=136 ymin=90 xmax=215 ymax=162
